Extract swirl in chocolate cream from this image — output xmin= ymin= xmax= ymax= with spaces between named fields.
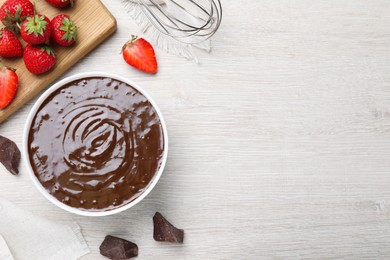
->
xmin=28 ymin=77 xmax=165 ymax=211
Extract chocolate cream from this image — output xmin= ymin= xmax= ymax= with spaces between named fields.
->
xmin=28 ymin=77 xmax=165 ymax=211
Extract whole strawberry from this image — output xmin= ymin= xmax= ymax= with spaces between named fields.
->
xmin=0 ymin=29 xmax=22 ymax=58
xmin=51 ymin=14 xmax=77 ymax=46
xmin=0 ymin=64 xmax=18 ymax=109
xmin=21 ymin=11 xmax=52 ymax=45
xmin=0 ymin=0 xmax=34 ymax=33
xmin=122 ymin=36 xmax=158 ymax=74
xmin=24 ymin=45 xmax=56 ymax=74
xmin=45 ymin=0 xmax=74 ymax=8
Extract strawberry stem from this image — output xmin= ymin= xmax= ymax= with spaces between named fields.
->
xmin=33 ymin=2 xmax=37 ymax=25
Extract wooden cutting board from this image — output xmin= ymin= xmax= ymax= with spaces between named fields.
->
xmin=0 ymin=0 xmax=116 ymax=123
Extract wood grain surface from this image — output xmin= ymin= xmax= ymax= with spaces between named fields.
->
xmin=1 ymin=0 xmax=390 ymax=259
xmin=0 ymin=0 xmax=116 ymax=123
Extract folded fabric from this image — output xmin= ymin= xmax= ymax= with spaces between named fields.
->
xmin=0 ymin=234 xmax=14 ymax=260
xmin=0 ymin=198 xmax=89 ymax=260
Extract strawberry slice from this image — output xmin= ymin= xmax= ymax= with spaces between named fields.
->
xmin=122 ymin=36 xmax=158 ymax=74
xmin=0 ymin=64 xmax=18 ymax=109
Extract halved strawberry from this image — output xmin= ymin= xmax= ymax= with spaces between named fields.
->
xmin=51 ymin=14 xmax=77 ymax=46
xmin=122 ymin=36 xmax=158 ymax=74
xmin=0 ymin=29 xmax=22 ymax=58
xmin=0 ymin=0 xmax=34 ymax=34
xmin=0 ymin=64 xmax=18 ymax=109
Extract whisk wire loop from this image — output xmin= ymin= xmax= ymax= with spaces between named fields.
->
xmin=135 ymin=0 xmax=222 ymax=44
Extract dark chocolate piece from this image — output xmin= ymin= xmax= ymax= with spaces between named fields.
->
xmin=99 ymin=235 xmax=138 ymax=259
xmin=153 ymin=212 xmax=184 ymax=243
xmin=0 ymin=135 xmax=20 ymax=175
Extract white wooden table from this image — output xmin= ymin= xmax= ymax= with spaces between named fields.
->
xmin=1 ymin=0 xmax=390 ymax=259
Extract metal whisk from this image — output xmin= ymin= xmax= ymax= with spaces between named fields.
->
xmin=135 ymin=0 xmax=222 ymax=44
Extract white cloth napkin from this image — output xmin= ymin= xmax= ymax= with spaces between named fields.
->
xmin=122 ymin=0 xmax=212 ymax=62
xmin=0 ymin=198 xmax=90 ymax=260
xmin=0 ymin=234 xmax=14 ymax=260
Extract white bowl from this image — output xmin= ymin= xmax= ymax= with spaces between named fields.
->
xmin=23 ymin=72 xmax=168 ymax=217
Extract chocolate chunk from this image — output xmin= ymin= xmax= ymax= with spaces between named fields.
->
xmin=153 ymin=212 xmax=184 ymax=243
xmin=99 ymin=235 xmax=138 ymax=259
xmin=0 ymin=136 xmax=21 ymax=175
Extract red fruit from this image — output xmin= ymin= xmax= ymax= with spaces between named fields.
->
xmin=21 ymin=13 xmax=52 ymax=45
xmin=45 ymin=0 xmax=73 ymax=8
xmin=23 ymin=45 xmax=56 ymax=74
xmin=122 ymin=36 xmax=158 ymax=74
xmin=0 ymin=0 xmax=34 ymax=33
xmin=51 ymin=14 xmax=77 ymax=46
xmin=0 ymin=29 xmax=22 ymax=58
xmin=0 ymin=64 xmax=18 ymax=109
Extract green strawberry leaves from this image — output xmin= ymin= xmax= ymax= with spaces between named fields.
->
xmin=39 ymin=45 xmax=56 ymax=57
xmin=59 ymin=17 xmax=77 ymax=42
xmin=24 ymin=15 xmax=48 ymax=37
xmin=2 ymin=7 xmax=22 ymax=33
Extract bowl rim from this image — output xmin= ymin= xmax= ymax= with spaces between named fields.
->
xmin=22 ymin=72 xmax=169 ymax=217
